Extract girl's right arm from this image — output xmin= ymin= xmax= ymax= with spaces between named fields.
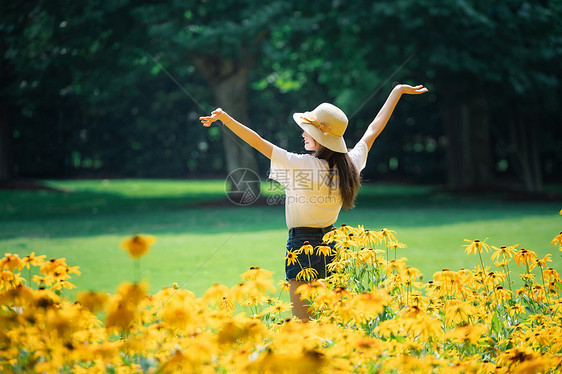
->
xmin=359 ymin=84 xmax=427 ymax=151
xmin=200 ymin=108 xmax=274 ymax=159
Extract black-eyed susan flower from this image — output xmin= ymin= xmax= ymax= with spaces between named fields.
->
xmin=513 ymin=248 xmax=537 ymax=266
xmin=520 ymin=273 xmax=535 ymax=283
xmin=357 ymin=226 xmax=383 ymax=247
xmin=315 ymin=243 xmax=334 ymax=256
xmin=40 ymin=258 xmax=68 ymax=275
xmin=380 ymin=228 xmax=397 ymax=242
xmin=300 ymin=241 xmax=314 ymax=255
xmin=542 ymin=267 xmax=561 ymax=282
xmin=120 ymin=234 xmax=156 ymax=259
xmin=506 ymin=303 xmax=526 ymax=316
xmin=203 ymin=283 xmax=229 ymax=305
xmin=553 ymin=232 xmax=562 ymax=250
xmin=445 ymin=300 xmax=476 ymax=326
xmin=285 ymin=249 xmax=299 ymax=266
xmin=241 ymin=267 xmax=273 ymax=283
xmin=494 ymin=258 xmax=511 ymax=268
xmin=0 ymin=253 xmax=24 ymax=271
xmin=77 ymin=291 xmax=109 ymax=313
xmin=296 ymin=267 xmax=319 ymax=282
xmin=219 ymin=297 xmax=236 ymax=314
xmin=337 ymin=223 xmax=355 ymax=236
xmin=387 ymin=241 xmax=407 ymax=251
xmin=445 ymin=324 xmax=486 ymax=345
xmin=530 ymin=254 xmax=552 ymax=271
xmin=21 ymin=252 xmax=46 ymax=269
xmin=484 ymin=271 xmax=506 ymax=288
xmin=1 ymin=270 xmax=26 ymax=289
xmin=116 ymin=281 xmax=148 ymax=306
xmin=106 ymin=299 xmax=136 ymax=332
xmin=463 ymin=238 xmax=491 ymax=255
xmin=351 ymin=289 xmax=390 ymax=318
xmin=493 ymin=285 xmax=512 ymax=301
xmin=277 ymin=280 xmax=290 ymax=294
xmin=490 ymin=244 xmax=518 ymax=261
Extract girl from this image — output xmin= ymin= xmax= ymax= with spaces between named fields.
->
xmin=200 ymin=83 xmax=428 ymax=320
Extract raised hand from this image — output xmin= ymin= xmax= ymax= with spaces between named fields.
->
xmin=396 ymin=84 xmax=428 ymax=95
xmin=199 ymin=108 xmax=229 ymax=127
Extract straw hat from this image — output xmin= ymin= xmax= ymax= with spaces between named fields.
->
xmin=293 ymin=103 xmax=348 ymax=153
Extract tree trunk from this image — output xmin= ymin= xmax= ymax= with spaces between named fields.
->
xmin=0 ymin=62 xmax=13 ymax=181
xmin=442 ymin=92 xmax=494 ymax=191
xmin=191 ymin=54 xmax=258 ymax=175
xmin=510 ymin=113 xmax=543 ymax=193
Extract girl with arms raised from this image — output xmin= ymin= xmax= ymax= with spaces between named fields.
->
xmin=200 ymin=84 xmax=428 ymax=321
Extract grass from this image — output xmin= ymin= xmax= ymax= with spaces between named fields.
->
xmin=1 ymin=179 xmax=560 ymax=298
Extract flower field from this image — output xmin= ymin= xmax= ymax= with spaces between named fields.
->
xmin=1 ymin=221 xmax=562 ymax=372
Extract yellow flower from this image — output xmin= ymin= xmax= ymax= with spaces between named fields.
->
xmin=120 ymin=234 xmax=156 ymax=258
xmin=494 ymin=258 xmax=511 ymax=267
xmin=490 ymin=244 xmax=518 ymax=261
xmin=277 ymin=280 xmax=290 ymax=294
xmin=22 ymin=252 xmax=46 ymax=269
xmin=1 ymin=270 xmax=25 ymax=289
xmin=315 ymin=243 xmax=334 ymax=256
xmin=77 ymin=291 xmax=109 ymax=313
xmin=40 ymin=257 xmax=68 ymax=275
xmin=387 ymin=241 xmax=407 ymax=251
xmin=403 ymin=266 xmax=421 ymax=282
xmin=485 ymin=271 xmax=506 ymax=287
xmin=550 ymin=231 xmax=562 ymax=249
xmin=106 ymin=299 xmax=136 ymax=332
xmin=380 ymin=228 xmax=397 ymax=242
xmin=542 ymin=268 xmax=561 ymax=282
xmin=241 ymin=266 xmax=273 ymax=281
xmin=433 ymin=268 xmax=458 ymax=283
xmin=351 ymin=289 xmax=390 ymax=318
xmin=203 ymin=283 xmax=229 ymax=305
xmin=285 ymin=249 xmax=299 ymax=266
xmin=0 ymin=253 xmax=24 ymax=271
xmin=337 ymin=223 xmax=355 ymax=235
xmin=260 ymin=300 xmax=292 ymax=317
xmin=493 ymin=285 xmax=512 ymax=301
xmin=445 ymin=300 xmax=476 ymax=326
xmin=513 ymin=248 xmax=537 ymax=266
xmin=506 ymin=303 xmax=526 ymax=316
xmin=529 ymin=254 xmax=552 ymax=271
xmin=358 ymin=227 xmax=384 ymax=247
xmin=117 ymin=281 xmax=148 ymax=306
xmin=445 ymin=324 xmax=486 ymax=345
xmin=219 ymin=297 xmax=236 ymax=314
xmin=300 ymin=241 xmax=314 ymax=255
xmin=296 ymin=267 xmax=319 ymax=282
xmin=463 ymin=238 xmax=491 ymax=255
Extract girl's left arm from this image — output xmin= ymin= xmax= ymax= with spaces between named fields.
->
xmin=200 ymin=108 xmax=274 ymax=159
xmin=359 ymin=84 xmax=428 ymax=151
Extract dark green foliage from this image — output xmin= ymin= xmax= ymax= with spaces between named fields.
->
xmin=1 ymin=0 xmax=560 ymax=187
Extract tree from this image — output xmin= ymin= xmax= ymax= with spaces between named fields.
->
xmin=130 ymin=1 xmax=302 ymax=175
xmin=334 ymin=0 xmax=561 ymax=192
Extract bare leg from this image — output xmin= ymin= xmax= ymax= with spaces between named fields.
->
xmin=289 ymin=280 xmax=312 ymax=322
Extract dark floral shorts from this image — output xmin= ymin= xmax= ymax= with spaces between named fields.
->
xmin=285 ymin=226 xmax=336 ymax=281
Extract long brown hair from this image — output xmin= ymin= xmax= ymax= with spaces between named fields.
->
xmin=314 ymin=146 xmax=361 ymax=210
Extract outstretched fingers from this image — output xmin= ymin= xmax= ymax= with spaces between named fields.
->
xmin=402 ymin=84 xmax=428 ymax=95
xmin=199 ymin=108 xmax=224 ymax=127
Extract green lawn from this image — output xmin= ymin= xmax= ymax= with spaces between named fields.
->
xmin=1 ymin=179 xmax=560 ymax=298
